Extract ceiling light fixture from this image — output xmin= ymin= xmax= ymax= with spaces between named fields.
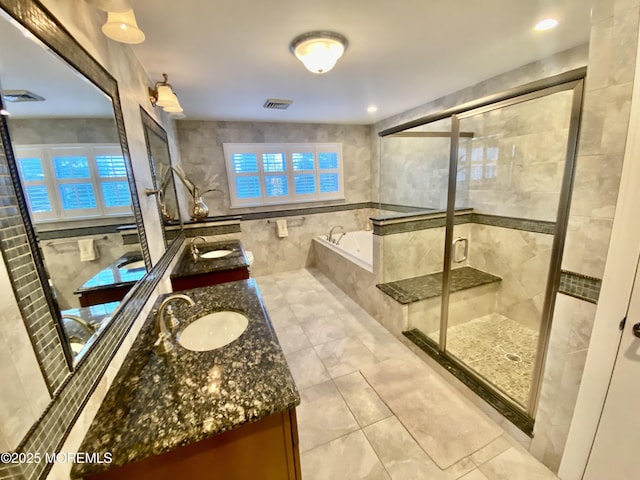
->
xmin=534 ymin=18 xmax=559 ymax=31
xmin=94 ymin=0 xmax=145 ymax=44
xmin=149 ymin=74 xmax=184 ymax=114
xmin=290 ymin=31 xmax=348 ymax=74
xmin=367 ymin=105 xmax=378 ymax=114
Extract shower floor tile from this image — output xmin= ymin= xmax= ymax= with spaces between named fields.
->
xmin=433 ymin=313 xmax=539 ymax=406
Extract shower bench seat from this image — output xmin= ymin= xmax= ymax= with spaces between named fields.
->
xmin=376 ymin=266 xmax=501 ymax=304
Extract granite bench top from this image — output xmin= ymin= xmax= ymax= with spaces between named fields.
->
xmin=71 ymin=279 xmax=299 ymax=478
xmin=170 ymin=239 xmax=249 ymax=278
xmin=376 ymin=266 xmax=502 ymax=304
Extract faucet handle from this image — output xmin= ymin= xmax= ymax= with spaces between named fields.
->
xmin=164 ymin=305 xmax=180 ymax=330
xmin=154 ymin=331 xmax=174 ymax=354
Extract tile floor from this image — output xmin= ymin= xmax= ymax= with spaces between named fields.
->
xmin=426 ymin=313 xmax=539 ymax=406
xmin=255 ymin=268 xmax=559 ymax=480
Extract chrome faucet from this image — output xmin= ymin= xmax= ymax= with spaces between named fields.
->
xmin=154 ymin=294 xmax=195 ymax=354
xmin=328 ymin=225 xmax=344 ymax=244
xmin=190 ymin=235 xmax=208 ymax=259
xmin=62 ymin=314 xmax=96 ymax=336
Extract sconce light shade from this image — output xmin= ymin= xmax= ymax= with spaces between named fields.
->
xmin=101 ymin=9 xmax=145 ymax=44
xmin=290 ymin=31 xmax=348 ymax=74
xmin=149 ymin=74 xmax=184 ymax=114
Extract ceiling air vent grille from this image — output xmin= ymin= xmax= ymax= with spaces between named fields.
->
xmin=263 ymin=98 xmax=293 ymax=110
xmin=3 ymin=90 xmax=45 ymax=103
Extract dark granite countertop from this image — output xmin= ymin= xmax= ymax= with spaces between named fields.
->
xmin=71 ymin=279 xmax=299 ymax=478
xmin=74 ymin=251 xmax=146 ymax=294
xmin=377 ymin=266 xmax=502 ymax=304
xmin=171 ymin=239 xmax=249 ymax=278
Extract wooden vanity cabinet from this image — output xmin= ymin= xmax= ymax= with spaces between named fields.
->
xmin=170 ymin=266 xmax=250 ymax=292
xmin=86 ymin=408 xmax=301 ymax=480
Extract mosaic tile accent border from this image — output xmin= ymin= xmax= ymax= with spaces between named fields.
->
xmin=373 ymin=212 xmax=471 ymax=236
xmin=239 ymin=202 xmax=373 ymax=221
xmin=471 ymin=213 xmax=556 ymax=235
xmin=36 ymin=223 xmax=126 ymax=240
xmin=185 ymin=223 xmax=241 ymax=237
xmin=558 ymin=270 xmax=602 ymax=304
xmin=14 ymin=233 xmax=183 ymax=480
xmin=403 ymin=329 xmax=534 ymax=435
xmin=372 ymin=211 xmax=556 ymax=236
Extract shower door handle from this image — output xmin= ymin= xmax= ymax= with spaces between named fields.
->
xmin=452 ymin=237 xmax=468 ymax=263
xmin=633 ymin=323 xmax=640 ymax=338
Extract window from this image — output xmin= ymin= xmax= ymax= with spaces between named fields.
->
xmin=223 ymin=143 xmax=344 ymax=207
xmin=15 ymin=144 xmax=131 ymax=222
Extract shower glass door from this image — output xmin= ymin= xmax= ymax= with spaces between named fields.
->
xmin=444 ymin=88 xmax=576 ymax=411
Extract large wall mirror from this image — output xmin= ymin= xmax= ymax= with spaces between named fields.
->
xmin=0 ymin=1 xmax=150 ymax=378
xmin=140 ymin=107 xmax=183 ymax=248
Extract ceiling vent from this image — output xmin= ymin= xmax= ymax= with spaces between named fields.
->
xmin=2 ymin=90 xmax=46 ymax=103
xmin=263 ymin=98 xmax=293 ymax=110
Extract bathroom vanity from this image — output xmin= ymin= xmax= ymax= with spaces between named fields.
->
xmin=74 ymin=252 xmax=146 ymax=307
xmin=71 ymin=280 xmax=301 ymax=479
xmin=170 ymin=239 xmax=250 ymax=291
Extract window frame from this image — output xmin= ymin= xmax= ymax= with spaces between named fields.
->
xmin=223 ymin=142 xmax=344 ymax=207
xmin=14 ymin=143 xmax=132 ymax=222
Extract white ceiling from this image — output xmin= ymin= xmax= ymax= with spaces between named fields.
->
xmin=131 ymin=0 xmax=593 ymax=124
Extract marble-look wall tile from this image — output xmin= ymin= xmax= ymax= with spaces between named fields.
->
xmin=240 ymin=209 xmax=364 ymax=276
xmin=531 ymin=294 xmax=597 ymax=471
xmin=176 ymin=120 xmax=373 ymax=216
xmin=0 ymin=261 xmax=50 ymax=451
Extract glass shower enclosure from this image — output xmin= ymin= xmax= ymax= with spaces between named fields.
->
xmin=376 ymin=70 xmax=584 ymax=431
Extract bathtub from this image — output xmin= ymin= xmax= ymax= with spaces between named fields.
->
xmin=314 ymin=230 xmax=373 ymax=272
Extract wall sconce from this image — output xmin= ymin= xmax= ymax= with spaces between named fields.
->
xmin=93 ymin=0 xmax=145 ymax=44
xmin=289 ymin=31 xmax=348 ymax=74
xmin=149 ymin=74 xmax=184 ymax=114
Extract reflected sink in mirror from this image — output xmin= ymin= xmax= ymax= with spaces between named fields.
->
xmin=119 ymin=260 xmax=146 ymax=271
xmin=199 ymin=249 xmax=233 ymax=259
xmin=178 ymin=311 xmax=248 ymax=352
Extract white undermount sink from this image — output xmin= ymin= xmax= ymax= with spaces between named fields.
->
xmin=199 ymin=249 xmax=233 ymax=259
xmin=120 ymin=260 xmax=145 ymax=271
xmin=177 ymin=311 xmax=249 ymax=352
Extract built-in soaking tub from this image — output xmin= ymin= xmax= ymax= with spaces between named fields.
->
xmin=313 ymin=230 xmax=373 ymax=272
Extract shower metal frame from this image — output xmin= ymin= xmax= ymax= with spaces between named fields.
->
xmin=379 ymin=67 xmax=585 ymax=425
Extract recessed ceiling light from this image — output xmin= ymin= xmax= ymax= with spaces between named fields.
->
xmin=534 ymin=18 xmax=559 ymax=31
xmin=367 ymin=105 xmax=378 ymax=113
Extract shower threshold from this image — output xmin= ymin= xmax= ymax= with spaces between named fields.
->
xmin=403 ymin=327 xmax=535 ymax=435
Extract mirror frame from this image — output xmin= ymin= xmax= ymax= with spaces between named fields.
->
xmin=0 ymin=0 xmax=150 ymax=392
xmin=140 ymin=106 xmax=183 ymax=250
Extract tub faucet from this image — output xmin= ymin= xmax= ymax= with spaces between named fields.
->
xmin=190 ymin=235 xmax=207 ymax=259
xmin=328 ymin=225 xmax=344 ymax=244
xmin=62 ymin=314 xmax=96 ymax=336
xmin=154 ymin=294 xmax=195 ymax=354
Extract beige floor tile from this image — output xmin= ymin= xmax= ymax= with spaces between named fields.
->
xmin=266 ymin=304 xmax=299 ymax=329
xmin=285 ymin=347 xmax=330 ymax=390
xmin=301 ymin=430 xmax=391 ymax=480
xmin=299 ymin=313 xmax=353 ymax=345
xmin=363 ymin=416 xmax=449 ymax=480
xmin=478 ymin=447 xmax=559 ymax=479
xmin=315 ymin=336 xmax=379 ymax=378
xmin=275 ymin=323 xmax=311 ymax=354
xmin=296 ymin=380 xmax=360 ymax=453
xmin=290 ymin=301 xmax=339 ymax=322
xmin=334 ymin=372 xmax=392 ymax=427
xmin=470 ymin=435 xmax=512 ymax=466
xmin=445 ymin=457 xmax=477 ymax=478
xmin=361 ymin=359 xmax=502 ymax=469
xmin=458 ymin=469 xmax=490 ymax=480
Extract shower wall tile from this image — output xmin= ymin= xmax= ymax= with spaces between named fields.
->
xmin=176 ymin=121 xmax=373 ymax=216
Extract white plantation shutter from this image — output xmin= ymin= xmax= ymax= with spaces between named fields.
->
xmin=223 ymin=142 xmax=343 ymax=207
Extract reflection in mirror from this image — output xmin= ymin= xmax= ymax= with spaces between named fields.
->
xmin=0 ymin=12 xmax=146 ymax=364
xmin=140 ymin=107 xmax=183 ymax=248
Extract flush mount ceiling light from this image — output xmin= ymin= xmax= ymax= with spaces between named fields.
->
xmin=290 ymin=31 xmax=348 ymax=74
xmin=534 ymin=18 xmax=559 ymax=31
xmin=149 ymin=74 xmax=184 ymax=114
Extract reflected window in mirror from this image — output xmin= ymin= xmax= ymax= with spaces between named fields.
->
xmin=140 ymin=107 xmax=183 ymax=248
xmin=0 ymin=8 xmax=148 ymax=367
